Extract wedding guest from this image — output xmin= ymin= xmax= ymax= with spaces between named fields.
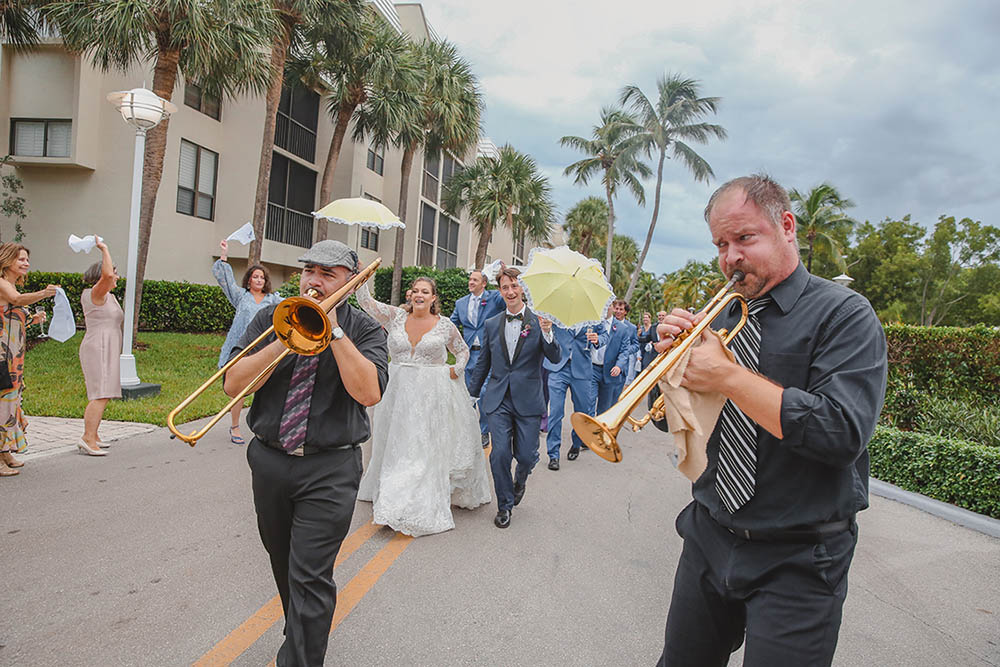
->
xmin=637 ymin=311 xmax=658 ymax=370
xmin=0 ymin=244 xmax=57 ymax=475
xmin=357 ymin=276 xmax=491 ymax=536
xmin=78 ymin=240 xmax=122 ymax=456
xmin=213 ymin=239 xmax=281 ymax=444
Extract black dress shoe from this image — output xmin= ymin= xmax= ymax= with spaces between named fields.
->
xmin=567 ymin=448 xmax=579 ymax=461
xmin=547 ymin=458 xmax=559 ymax=471
xmin=513 ymin=481 xmax=526 ymax=506
xmin=494 ymin=510 xmax=511 ymax=528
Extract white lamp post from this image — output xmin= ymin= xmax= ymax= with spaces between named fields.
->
xmin=832 ymin=273 xmax=854 ymax=288
xmin=106 ymin=88 xmax=176 ymax=389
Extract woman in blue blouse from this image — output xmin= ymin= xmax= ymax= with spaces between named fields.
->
xmin=213 ymin=240 xmax=281 ymax=444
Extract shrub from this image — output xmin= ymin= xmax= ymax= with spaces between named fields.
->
xmin=869 ymin=426 xmax=1000 ymax=519
xmin=914 ymin=394 xmax=1000 ymax=449
xmin=25 ymin=272 xmax=234 ymax=334
xmin=885 ymin=324 xmax=1000 ymax=399
xmin=372 ymin=266 xmax=476 ymax=316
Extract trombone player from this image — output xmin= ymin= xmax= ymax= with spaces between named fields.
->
xmin=224 ymin=240 xmax=388 ymax=667
xmin=652 ymin=175 xmax=886 ymax=666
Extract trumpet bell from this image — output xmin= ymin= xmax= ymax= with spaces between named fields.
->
xmin=570 ymin=412 xmax=622 ymax=463
xmin=273 ymin=297 xmax=331 ymax=355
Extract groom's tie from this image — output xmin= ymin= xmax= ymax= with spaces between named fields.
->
xmin=715 ymin=296 xmax=771 ymax=513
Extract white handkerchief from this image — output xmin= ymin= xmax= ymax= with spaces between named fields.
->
xmin=47 ymin=287 xmax=77 ymax=342
xmin=68 ymin=234 xmax=103 ymax=254
xmin=226 ymin=222 xmax=256 ymax=245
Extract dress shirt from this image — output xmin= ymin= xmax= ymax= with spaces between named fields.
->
xmin=590 ymin=318 xmax=614 ymax=365
xmin=693 ymin=263 xmax=887 ymax=532
xmin=503 ymin=305 xmax=553 ymax=362
xmin=229 ymin=301 xmax=390 ymax=450
xmin=468 ymin=289 xmax=483 ymax=346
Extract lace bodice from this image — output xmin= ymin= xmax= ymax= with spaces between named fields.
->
xmin=357 ymin=282 xmax=469 ymax=370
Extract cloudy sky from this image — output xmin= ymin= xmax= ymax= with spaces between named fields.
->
xmin=415 ymin=0 xmax=1000 ymax=274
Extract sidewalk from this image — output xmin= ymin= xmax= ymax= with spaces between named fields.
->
xmin=20 ymin=416 xmax=158 ymax=461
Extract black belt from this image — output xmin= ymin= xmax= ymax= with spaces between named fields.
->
xmin=727 ymin=518 xmax=852 ymax=544
xmin=258 ymin=438 xmax=358 ymax=457
xmin=470 ymin=345 xmax=481 ymax=351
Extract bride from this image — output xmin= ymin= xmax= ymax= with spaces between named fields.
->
xmin=356 ymin=276 xmax=491 ymax=536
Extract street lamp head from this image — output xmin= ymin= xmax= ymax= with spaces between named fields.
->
xmin=107 ymin=88 xmax=177 ymax=130
xmin=832 ymin=273 xmax=854 ymax=288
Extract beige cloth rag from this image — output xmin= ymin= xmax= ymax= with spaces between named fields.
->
xmin=655 ymin=329 xmax=734 ymax=482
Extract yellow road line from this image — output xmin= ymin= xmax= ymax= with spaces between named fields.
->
xmin=193 ymin=520 xmax=381 ymax=667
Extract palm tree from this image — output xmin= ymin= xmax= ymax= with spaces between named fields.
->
xmin=1 ymin=0 xmax=46 ymax=48
xmin=631 ymin=270 xmax=665 ymax=317
xmin=442 ymin=145 xmax=555 ymax=270
xmin=620 ymin=74 xmax=727 ymax=301
xmin=561 ymin=107 xmax=651 ymax=278
xmin=789 ymin=183 xmax=856 ymax=273
xmin=562 ymin=197 xmax=608 ymax=258
xmin=247 ymin=0 xmax=362 ymax=265
xmin=662 ymin=258 xmax=720 ymax=309
xmin=290 ymin=8 xmax=417 ymax=241
xmin=608 ymin=233 xmax=638 ymax=297
xmin=387 ymin=39 xmax=481 ymax=304
xmin=44 ymin=0 xmax=275 ymax=339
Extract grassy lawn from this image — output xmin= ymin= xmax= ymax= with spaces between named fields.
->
xmin=23 ymin=332 xmax=245 ymax=426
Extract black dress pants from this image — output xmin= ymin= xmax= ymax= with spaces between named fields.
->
xmin=657 ymin=502 xmax=857 ymax=667
xmin=247 ymin=439 xmax=362 ymax=667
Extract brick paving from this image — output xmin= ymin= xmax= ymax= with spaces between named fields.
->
xmin=20 ymin=416 xmax=158 ymax=460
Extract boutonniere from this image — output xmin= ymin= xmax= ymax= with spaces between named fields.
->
xmin=480 ymin=297 xmax=487 ymax=307
xmin=519 ymin=324 xmax=531 ymax=339
xmin=611 ymin=324 xmax=617 ymax=332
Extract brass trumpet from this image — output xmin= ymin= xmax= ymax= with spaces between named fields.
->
xmin=166 ymin=258 xmax=381 ymax=446
xmin=570 ymin=271 xmax=749 ymax=463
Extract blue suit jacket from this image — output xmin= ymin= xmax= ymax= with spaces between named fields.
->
xmin=595 ymin=318 xmax=638 ymax=383
xmin=637 ymin=324 xmax=659 ymax=368
xmin=467 ymin=309 xmax=561 ymax=416
xmin=544 ymin=325 xmax=609 ymax=381
xmin=450 ymin=290 xmax=505 ymax=348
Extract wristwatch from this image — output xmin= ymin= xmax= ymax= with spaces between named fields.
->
xmin=331 ymin=326 xmax=345 ymax=341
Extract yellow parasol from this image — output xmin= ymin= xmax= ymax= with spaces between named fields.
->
xmin=519 ymin=246 xmax=614 ymax=329
xmin=312 ymin=197 xmax=404 ymax=229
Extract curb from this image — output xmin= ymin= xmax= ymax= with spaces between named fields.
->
xmin=870 ymin=478 xmax=1000 ymax=539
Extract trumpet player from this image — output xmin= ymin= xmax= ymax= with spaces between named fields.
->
xmin=224 ymin=240 xmax=389 ymax=667
xmin=653 ymin=175 xmax=886 ymax=667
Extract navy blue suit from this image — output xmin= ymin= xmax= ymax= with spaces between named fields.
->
xmin=544 ymin=325 xmax=608 ymax=458
xmin=591 ymin=318 xmax=639 ymax=416
xmin=468 ymin=308 xmax=561 ymax=511
xmin=451 ymin=289 xmax=505 ymax=434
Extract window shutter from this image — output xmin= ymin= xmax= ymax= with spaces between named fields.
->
xmin=14 ymin=122 xmax=45 ymax=157
xmin=46 ymin=122 xmax=72 ymax=157
xmin=178 ymin=141 xmax=197 ymax=189
xmin=197 ymin=149 xmax=216 ymax=195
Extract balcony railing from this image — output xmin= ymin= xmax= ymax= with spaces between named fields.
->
xmin=275 ymin=113 xmax=317 ymax=163
xmin=266 ymin=203 xmax=313 ymax=248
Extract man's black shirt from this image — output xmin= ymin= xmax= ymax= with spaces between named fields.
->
xmin=230 ymin=300 xmax=389 ymax=450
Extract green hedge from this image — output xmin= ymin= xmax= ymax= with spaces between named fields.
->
xmin=885 ymin=324 xmax=1000 ymax=397
xmin=24 ymin=272 xmax=234 ymax=334
xmin=869 ymin=425 xmax=1000 ymax=519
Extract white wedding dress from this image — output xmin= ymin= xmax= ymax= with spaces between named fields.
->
xmin=356 ymin=282 xmax=492 ymax=536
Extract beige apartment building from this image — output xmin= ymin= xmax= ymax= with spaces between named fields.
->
xmin=0 ymin=2 xmax=543 ymax=290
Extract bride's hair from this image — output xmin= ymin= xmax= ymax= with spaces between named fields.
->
xmin=406 ymin=276 xmax=439 ymax=315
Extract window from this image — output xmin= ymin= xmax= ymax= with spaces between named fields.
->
xmin=360 ymin=193 xmax=380 ymax=251
xmin=436 ymin=216 xmax=459 ymax=269
xmin=10 ymin=119 xmax=71 ymax=157
xmin=266 ymin=152 xmax=316 ymax=247
xmin=418 ymin=203 xmax=436 ymax=266
xmin=442 ymin=154 xmax=457 ymax=187
xmin=422 ymin=149 xmax=440 ymax=204
xmin=513 ymin=231 xmax=525 ymax=265
xmin=366 ymin=143 xmax=384 ymax=175
xmin=176 ymin=139 xmax=217 ymax=220
xmin=183 ymin=81 xmax=221 ymax=120
xmin=275 ymin=83 xmax=319 ymax=162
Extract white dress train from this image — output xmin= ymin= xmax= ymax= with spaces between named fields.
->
xmin=356 ymin=283 xmax=492 ymax=536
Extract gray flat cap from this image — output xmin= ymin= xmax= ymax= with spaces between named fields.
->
xmin=297 ymin=239 xmax=358 ymax=271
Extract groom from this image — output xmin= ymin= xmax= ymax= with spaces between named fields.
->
xmin=450 ymin=269 xmax=506 ymax=446
xmin=468 ymin=267 xmax=560 ymax=528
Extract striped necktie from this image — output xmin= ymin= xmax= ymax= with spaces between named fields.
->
xmin=716 ymin=296 xmax=772 ymax=513
xmin=278 ymin=354 xmax=319 ymax=452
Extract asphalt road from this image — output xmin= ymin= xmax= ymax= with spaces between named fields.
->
xmin=2 ymin=408 xmax=998 ymax=666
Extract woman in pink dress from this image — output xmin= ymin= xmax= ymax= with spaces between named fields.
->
xmin=0 ymin=243 xmax=58 ymax=476
xmin=77 ymin=240 xmax=122 ymax=457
